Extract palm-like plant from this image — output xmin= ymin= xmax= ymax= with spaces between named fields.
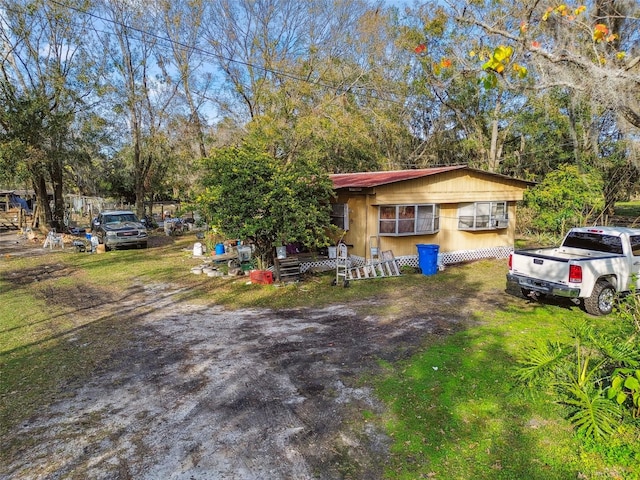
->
xmin=516 ymin=320 xmax=640 ymax=438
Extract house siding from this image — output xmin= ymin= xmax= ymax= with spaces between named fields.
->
xmin=333 ymin=169 xmax=529 ymax=260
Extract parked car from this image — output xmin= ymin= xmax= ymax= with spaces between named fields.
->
xmin=507 ymin=226 xmax=640 ymax=315
xmin=92 ymin=210 xmax=148 ymax=250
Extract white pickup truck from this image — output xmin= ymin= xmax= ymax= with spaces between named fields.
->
xmin=507 ymin=226 xmax=640 ymax=315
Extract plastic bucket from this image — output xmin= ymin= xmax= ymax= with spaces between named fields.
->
xmin=276 ymin=245 xmax=287 ymax=259
xmin=215 ymin=243 xmax=225 ymax=255
xmin=237 ymin=246 xmax=252 ymax=262
xmin=193 ymin=242 xmax=203 ymax=256
xmin=416 ymin=244 xmax=439 ymax=276
xmin=328 ymin=246 xmax=337 ymax=259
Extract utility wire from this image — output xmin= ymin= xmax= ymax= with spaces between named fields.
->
xmin=4 ymin=0 xmax=627 ymax=181
xmin=45 ymin=0 xmax=408 ymax=105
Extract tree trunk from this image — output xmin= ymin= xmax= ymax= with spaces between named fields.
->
xmin=488 ymin=100 xmax=502 ymax=172
xmin=134 ymin=134 xmax=145 ymax=218
xmin=184 ymin=84 xmax=207 ymax=158
xmin=33 ymin=173 xmax=52 ymax=232
xmin=50 ymin=155 xmax=65 ymax=230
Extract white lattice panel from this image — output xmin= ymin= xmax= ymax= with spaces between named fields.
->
xmin=440 ymin=246 xmax=512 ymax=265
xmin=300 ymin=246 xmax=513 ymax=273
xmin=299 ymin=258 xmax=346 ymax=273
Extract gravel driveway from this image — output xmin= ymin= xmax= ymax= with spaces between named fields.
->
xmin=3 ymin=270 xmax=463 ymax=480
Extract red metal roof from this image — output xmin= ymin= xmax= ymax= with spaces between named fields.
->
xmin=330 ymin=165 xmax=467 ymax=189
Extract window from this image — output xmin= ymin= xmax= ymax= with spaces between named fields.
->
xmin=378 ymin=204 xmax=439 ymax=236
xmin=458 ymin=201 xmax=508 ymax=230
xmin=631 ymin=236 xmax=640 ymax=257
xmin=563 ymin=231 xmax=623 ymax=254
xmin=330 ymin=203 xmax=349 ymax=231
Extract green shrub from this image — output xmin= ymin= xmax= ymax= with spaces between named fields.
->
xmin=516 ymin=320 xmax=640 ymax=438
xmin=523 ymin=164 xmax=604 ymax=235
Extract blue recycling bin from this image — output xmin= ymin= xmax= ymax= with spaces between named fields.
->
xmin=416 ymin=244 xmax=439 ymax=276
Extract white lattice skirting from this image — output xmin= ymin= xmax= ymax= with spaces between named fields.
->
xmin=299 ymin=246 xmax=513 ymax=273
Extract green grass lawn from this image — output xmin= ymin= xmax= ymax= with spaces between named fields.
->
xmin=371 ymin=297 xmax=639 ymax=479
xmin=615 ymin=201 xmax=640 ymax=218
xmin=373 ymin=309 xmax=585 ymax=479
xmin=1 ymin=233 xmax=638 ymax=478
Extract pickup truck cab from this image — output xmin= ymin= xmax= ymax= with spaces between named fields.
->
xmin=507 ymin=226 xmax=640 ymax=315
xmin=92 ymin=210 xmax=148 ymax=251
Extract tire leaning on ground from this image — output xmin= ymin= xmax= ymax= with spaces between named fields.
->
xmin=584 ymin=279 xmax=615 ymax=316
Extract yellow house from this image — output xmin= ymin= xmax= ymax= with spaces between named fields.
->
xmin=329 ymin=166 xmax=533 ymax=266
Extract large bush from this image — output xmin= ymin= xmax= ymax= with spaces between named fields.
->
xmin=523 ymin=164 xmax=604 ymax=235
xmin=197 ymin=144 xmax=335 ymax=265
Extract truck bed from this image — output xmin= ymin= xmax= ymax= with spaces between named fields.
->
xmin=513 ymin=247 xmax=620 ymax=262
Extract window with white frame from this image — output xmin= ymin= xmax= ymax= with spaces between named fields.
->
xmin=458 ymin=201 xmax=508 ymax=230
xmin=330 ymin=203 xmax=349 ymax=231
xmin=379 ymin=204 xmax=439 ymax=236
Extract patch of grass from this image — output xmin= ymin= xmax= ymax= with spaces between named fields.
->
xmin=372 ymin=297 xmax=638 ymax=479
xmin=0 ymin=266 xmax=139 ymax=448
xmin=614 ymin=201 xmax=640 ymax=218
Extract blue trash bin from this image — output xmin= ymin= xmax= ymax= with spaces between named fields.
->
xmin=416 ymin=244 xmax=439 ymax=275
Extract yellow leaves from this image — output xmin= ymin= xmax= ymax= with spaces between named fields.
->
xmin=592 ymin=24 xmax=618 ymax=43
xmin=482 ymin=45 xmax=513 ymax=75
xmin=512 ymin=63 xmax=528 ymax=79
xmin=493 ymin=46 xmax=513 ymax=63
xmin=593 ymin=23 xmax=609 ymax=42
xmin=542 ymin=4 xmax=586 ymax=21
xmin=430 ymin=58 xmax=452 ymax=75
xmin=469 ymin=50 xmax=487 ymax=61
xmin=479 ymin=44 xmax=528 ymax=88
xmin=616 ymin=52 xmax=626 ymax=60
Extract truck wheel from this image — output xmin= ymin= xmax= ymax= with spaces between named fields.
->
xmin=584 ymin=280 xmax=615 ymax=316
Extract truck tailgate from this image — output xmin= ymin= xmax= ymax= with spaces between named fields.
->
xmin=510 ymin=250 xmax=572 ymax=285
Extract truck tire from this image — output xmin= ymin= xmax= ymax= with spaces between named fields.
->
xmin=584 ymin=280 xmax=615 ymax=316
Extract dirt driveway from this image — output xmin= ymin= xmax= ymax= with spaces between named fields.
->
xmin=2 ymin=235 xmax=473 ymax=480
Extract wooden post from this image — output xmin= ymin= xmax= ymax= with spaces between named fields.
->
xmin=31 ymin=204 xmax=39 ymax=229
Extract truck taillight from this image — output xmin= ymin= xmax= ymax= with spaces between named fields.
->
xmin=508 ymin=253 xmax=513 ymax=270
xmin=569 ymin=264 xmax=582 ymax=283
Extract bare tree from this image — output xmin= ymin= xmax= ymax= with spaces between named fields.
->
xmin=158 ymin=0 xmax=212 ymax=159
xmin=94 ymin=0 xmax=178 ymax=217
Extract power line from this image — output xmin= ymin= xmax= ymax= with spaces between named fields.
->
xmin=46 ymin=0 xmax=408 ymax=106
xmin=3 ymin=0 xmax=627 ymax=177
